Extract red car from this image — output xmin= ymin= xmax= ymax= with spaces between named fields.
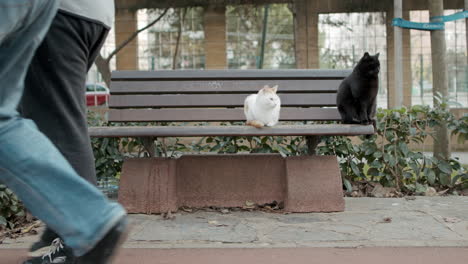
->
xmin=86 ymin=83 xmax=109 ymax=106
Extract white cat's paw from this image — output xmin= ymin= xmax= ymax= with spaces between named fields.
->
xmin=266 ymin=122 xmax=277 ymax=127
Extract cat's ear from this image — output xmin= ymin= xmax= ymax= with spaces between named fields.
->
xmin=363 ymin=52 xmax=370 ymax=58
xmin=375 ymin=52 xmax=380 ymax=59
xmin=271 ymin=85 xmax=278 ymax=93
xmin=260 ymin=85 xmax=269 ymax=93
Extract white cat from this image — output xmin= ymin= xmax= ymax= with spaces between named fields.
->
xmin=244 ymin=85 xmax=281 ymax=128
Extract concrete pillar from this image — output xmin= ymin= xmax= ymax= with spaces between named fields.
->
xmin=429 ymin=0 xmax=450 ymax=160
xmin=293 ymin=0 xmax=319 ymax=69
xmin=393 ymin=0 xmax=404 ymax=108
xmin=204 ymin=6 xmax=227 ymax=69
xmin=386 ymin=9 xmax=412 ymax=108
xmin=115 ymin=9 xmax=139 ymax=70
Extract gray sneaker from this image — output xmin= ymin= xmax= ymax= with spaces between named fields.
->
xmin=23 ymin=237 xmax=76 ymax=264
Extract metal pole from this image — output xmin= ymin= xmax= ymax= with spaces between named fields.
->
xmin=393 ymin=0 xmax=404 ymax=108
xmin=258 ymin=4 xmax=269 ymax=69
xmin=420 ymin=54 xmax=424 ymax=104
xmin=465 ymin=0 xmax=468 ymax=105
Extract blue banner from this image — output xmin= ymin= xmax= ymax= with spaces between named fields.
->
xmin=393 ymin=10 xmax=468 ymax=31
xmin=431 ymin=10 xmax=468 ymax=23
xmin=392 ymin=18 xmax=444 ymax=31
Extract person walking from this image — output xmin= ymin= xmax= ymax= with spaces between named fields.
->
xmin=19 ymin=1 xmax=117 ymax=261
xmin=0 ymin=0 xmax=128 ymax=263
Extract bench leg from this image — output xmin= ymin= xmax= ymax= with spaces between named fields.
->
xmin=118 ymin=158 xmax=177 ymax=214
xmin=285 ymin=155 xmax=344 ymax=212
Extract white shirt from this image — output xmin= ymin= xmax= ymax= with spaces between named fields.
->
xmin=60 ymin=0 xmax=115 ymax=28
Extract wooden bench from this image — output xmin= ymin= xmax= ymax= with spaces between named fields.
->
xmin=89 ymin=69 xmax=374 ymax=214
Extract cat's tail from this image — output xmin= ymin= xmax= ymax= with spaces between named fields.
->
xmin=246 ymin=120 xmax=264 ymax=128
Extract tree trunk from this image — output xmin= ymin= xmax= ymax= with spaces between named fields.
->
xmin=429 ymin=0 xmax=450 ymax=160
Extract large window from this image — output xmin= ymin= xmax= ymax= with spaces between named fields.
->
xmin=410 ymin=10 xmax=467 ymax=107
xmin=138 ymin=8 xmax=205 ymax=70
xmin=319 ymin=12 xmax=388 ymax=109
xmin=226 ymin=4 xmax=295 ymax=69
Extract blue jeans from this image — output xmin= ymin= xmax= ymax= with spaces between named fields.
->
xmin=0 ymin=0 xmax=126 ymax=257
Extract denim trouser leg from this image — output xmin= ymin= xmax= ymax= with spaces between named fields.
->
xmin=0 ymin=0 xmax=126 ymax=257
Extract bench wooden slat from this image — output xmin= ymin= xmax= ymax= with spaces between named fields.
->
xmin=111 ymin=69 xmax=352 ymax=81
xmin=110 ymin=79 xmax=342 ymax=94
xmin=88 ymin=124 xmax=374 ymax=138
xmin=109 ymin=93 xmax=337 ymax=108
xmin=108 ymin=108 xmax=341 ymax=122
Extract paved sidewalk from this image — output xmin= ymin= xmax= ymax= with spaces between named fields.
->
xmin=1 ymin=197 xmax=468 ymax=263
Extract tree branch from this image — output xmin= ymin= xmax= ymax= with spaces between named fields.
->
xmin=106 ymin=7 xmax=170 ymax=61
xmin=95 ymin=54 xmax=112 ymax=87
xmin=172 ymin=8 xmax=188 ymax=69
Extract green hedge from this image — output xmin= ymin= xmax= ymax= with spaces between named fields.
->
xmin=89 ymin=101 xmax=467 ymax=195
xmin=1 ymin=103 xmax=466 ymax=230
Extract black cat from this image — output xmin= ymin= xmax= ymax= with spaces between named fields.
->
xmin=337 ymin=52 xmax=380 ymax=126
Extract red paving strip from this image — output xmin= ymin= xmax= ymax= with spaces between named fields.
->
xmin=1 ymin=247 xmax=468 ymax=264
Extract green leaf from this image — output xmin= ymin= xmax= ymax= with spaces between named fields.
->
xmin=350 ymin=162 xmax=361 ymax=177
xmin=365 ymin=147 xmax=375 ymax=156
xmin=343 ymin=178 xmax=353 ymax=193
xmin=438 ymin=160 xmax=452 ymax=174
xmin=439 ymin=173 xmax=451 ymax=186
xmin=451 ymin=174 xmax=464 ymax=185
xmin=409 ymin=162 xmax=420 ymax=177
xmin=398 ymin=142 xmax=409 ymax=156
xmin=370 ymin=160 xmax=383 ymax=169
xmin=403 ymin=172 xmax=413 ymax=179
xmin=367 ymin=167 xmax=380 ymax=177
xmin=424 ymin=168 xmax=436 ymax=185
xmin=373 ymin=151 xmax=383 ymax=159
xmin=0 ymin=216 xmax=6 ymax=226
xmin=415 ymin=183 xmax=428 ymax=194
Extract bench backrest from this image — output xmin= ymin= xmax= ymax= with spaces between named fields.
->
xmin=108 ymin=69 xmax=351 ymax=123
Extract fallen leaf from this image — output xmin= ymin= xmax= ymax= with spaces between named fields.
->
xmin=21 ymin=220 xmax=41 ymax=234
xmin=443 ymin=217 xmax=461 ymax=223
xmin=381 ymin=217 xmax=392 ymax=223
xmin=438 ymin=189 xmax=450 ymax=195
xmin=425 ymin=187 xmax=437 ymax=197
xmin=371 ymin=183 xmax=397 ymax=198
xmin=208 ymin=220 xmax=228 ymax=227
xmin=181 ymin=207 xmax=193 ymax=213
xmin=242 ymin=201 xmax=256 ymax=210
xmin=163 ymin=211 xmax=175 ymax=220
xmin=245 ymin=201 xmax=255 ymax=207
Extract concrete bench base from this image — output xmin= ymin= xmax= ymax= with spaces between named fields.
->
xmin=118 ymin=154 xmax=344 ymax=214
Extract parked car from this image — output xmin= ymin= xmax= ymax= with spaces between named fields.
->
xmin=86 ymin=83 xmax=109 ymax=106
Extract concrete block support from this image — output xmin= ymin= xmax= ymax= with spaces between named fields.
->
xmin=285 ymin=156 xmax=345 ymax=212
xmin=118 ymin=154 xmax=345 ymax=214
